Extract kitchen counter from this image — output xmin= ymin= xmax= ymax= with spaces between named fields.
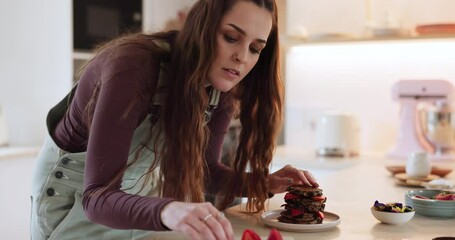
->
xmin=4 ymin=145 xmax=454 ymax=240
xmin=224 ymin=145 xmax=455 ymax=240
xmin=0 ymin=146 xmax=40 ymax=160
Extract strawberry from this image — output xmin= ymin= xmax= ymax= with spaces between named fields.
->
xmin=267 ymin=229 xmax=283 ymax=240
xmin=317 ymin=211 xmax=325 ymax=219
xmin=284 ymin=193 xmax=298 ymax=200
xmin=312 ymin=196 xmax=326 ymax=201
xmin=241 ymin=229 xmax=261 ymax=240
xmin=414 ymin=195 xmax=429 ymax=199
xmin=291 ymin=208 xmax=305 ymax=217
xmin=435 ymin=193 xmax=455 ymax=201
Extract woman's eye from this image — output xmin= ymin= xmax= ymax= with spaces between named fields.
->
xmin=250 ymin=47 xmax=261 ymax=54
xmin=224 ymin=34 xmax=237 ymax=43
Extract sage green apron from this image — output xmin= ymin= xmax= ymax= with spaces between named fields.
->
xmin=30 ymin=82 xmax=220 ymax=240
xmin=30 ymin=80 xmax=220 ymax=239
xmin=30 ymin=69 xmax=172 ymax=240
xmin=31 ymin=116 xmax=164 ymax=240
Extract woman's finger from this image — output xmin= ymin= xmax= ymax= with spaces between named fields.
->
xmin=180 ymin=223 xmax=202 ymax=240
xmin=202 ymin=213 xmax=223 ymax=240
xmin=296 ymin=169 xmax=311 ymax=186
xmin=287 ymin=166 xmax=319 ymax=187
xmin=202 ymin=203 xmax=234 ymax=240
xmin=303 ymin=170 xmax=319 ymax=187
xmin=203 ymin=212 xmax=231 ymax=240
xmin=190 ymin=215 xmax=216 ymax=240
xmin=216 ymin=212 xmax=234 ymax=240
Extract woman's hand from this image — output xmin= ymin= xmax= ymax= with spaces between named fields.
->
xmin=160 ymin=201 xmax=234 ymax=240
xmin=268 ymin=164 xmax=319 ymax=194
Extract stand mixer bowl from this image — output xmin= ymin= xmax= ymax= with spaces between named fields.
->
xmin=419 ymin=102 xmax=455 ymax=156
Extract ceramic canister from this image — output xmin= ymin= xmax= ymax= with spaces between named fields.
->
xmin=315 ymin=111 xmax=360 ymax=157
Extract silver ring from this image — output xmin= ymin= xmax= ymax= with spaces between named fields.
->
xmin=203 ymin=213 xmax=213 ymax=222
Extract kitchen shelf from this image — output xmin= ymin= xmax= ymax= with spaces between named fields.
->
xmin=73 ymin=51 xmax=95 ymax=61
xmin=282 ymin=34 xmax=455 ymax=47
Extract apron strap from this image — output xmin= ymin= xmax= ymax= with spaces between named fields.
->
xmin=46 ymin=83 xmax=78 ymax=136
xmin=204 ymin=87 xmax=220 ymax=122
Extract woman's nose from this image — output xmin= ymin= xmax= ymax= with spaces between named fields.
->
xmin=234 ymin=47 xmax=248 ymax=63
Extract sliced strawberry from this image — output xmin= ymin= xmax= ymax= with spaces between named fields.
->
xmin=267 ymin=228 xmax=283 ymax=240
xmin=291 ymin=208 xmax=305 ymax=217
xmin=284 ymin=193 xmax=298 ymax=200
xmin=435 ymin=193 xmax=455 ymax=201
xmin=414 ymin=195 xmax=429 ymax=199
xmin=312 ymin=196 xmax=326 ymax=201
xmin=241 ymin=229 xmax=261 ymax=240
xmin=317 ymin=211 xmax=325 ymax=219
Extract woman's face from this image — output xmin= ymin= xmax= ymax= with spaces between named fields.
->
xmin=207 ymin=1 xmax=273 ymax=92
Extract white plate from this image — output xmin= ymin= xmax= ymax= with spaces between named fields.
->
xmin=260 ymin=210 xmax=341 ymax=233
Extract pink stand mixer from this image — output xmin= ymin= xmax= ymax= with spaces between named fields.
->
xmin=388 ymin=79 xmax=455 ymax=161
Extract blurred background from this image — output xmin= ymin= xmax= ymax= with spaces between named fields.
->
xmin=1 ymin=0 xmax=455 ymax=151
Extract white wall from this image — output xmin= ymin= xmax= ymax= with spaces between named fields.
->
xmin=283 ymin=0 xmax=455 ymax=155
xmin=0 ymin=0 xmax=197 ymax=147
xmin=0 ymin=0 xmax=72 ymax=146
xmin=143 ymin=0 xmax=197 ymax=33
xmin=284 ymin=39 xmax=455 ymax=155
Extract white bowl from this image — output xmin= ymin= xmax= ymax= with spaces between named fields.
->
xmin=370 ymin=207 xmax=415 ymax=225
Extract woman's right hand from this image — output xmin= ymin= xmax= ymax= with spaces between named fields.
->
xmin=160 ymin=201 xmax=234 ymax=240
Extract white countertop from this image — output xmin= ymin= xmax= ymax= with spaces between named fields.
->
xmin=0 ymin=146 xmax=40 ymax=160
xmin=224 ymin=145 xmax=455 ymax=240
xmin=2 ymin=145 xmax=453 ymax=240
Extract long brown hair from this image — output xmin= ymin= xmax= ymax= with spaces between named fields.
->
xmin=86 ymin=0 xmax=283 ymax=213
xmin=218 ymin=0 xmax=282 ymax=212
xmin=160 ymin=0 xmax=283 ymax=212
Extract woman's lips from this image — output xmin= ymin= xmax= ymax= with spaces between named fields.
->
xmin=223 ymin=68 xmax=240 ymax=79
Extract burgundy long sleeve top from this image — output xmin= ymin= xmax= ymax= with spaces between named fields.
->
xmin=51 ymin=40 xmax=236 ymax=231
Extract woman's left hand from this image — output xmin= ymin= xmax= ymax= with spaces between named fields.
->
xmin=267 ymin=165 xmax=319 ymax=194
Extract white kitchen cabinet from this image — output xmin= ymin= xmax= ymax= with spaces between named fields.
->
xmin=0 ymin=149 xmax=39 ymax=240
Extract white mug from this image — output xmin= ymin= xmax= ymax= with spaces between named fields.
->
xmin=406 ymin=152 xmax=431 ymax=178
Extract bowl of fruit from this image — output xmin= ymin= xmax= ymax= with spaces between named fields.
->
xmin=371 ymin=200 xmax=415 ymax=225
xmin=405 ymin=190 xmax=455 ymax=218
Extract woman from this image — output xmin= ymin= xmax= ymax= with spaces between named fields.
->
xmin=31 ymin=0 xmax=318 ymax=239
